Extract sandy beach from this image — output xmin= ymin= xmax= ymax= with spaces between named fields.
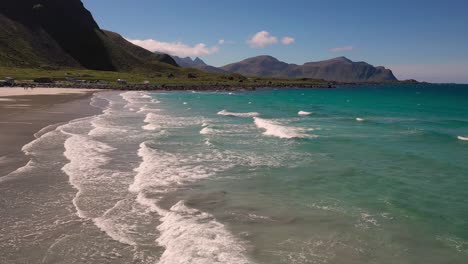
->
xmin=0 ymin=88 xmax=102 ymax=176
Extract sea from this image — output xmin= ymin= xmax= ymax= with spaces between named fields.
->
xmin=1 ymin=84 xmax=468 ymax=264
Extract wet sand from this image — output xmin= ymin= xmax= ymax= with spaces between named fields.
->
xmin=0 ymin=90 xmax=101 ymax=176
xmin=0 ymin=91 xmax=140 ymax=264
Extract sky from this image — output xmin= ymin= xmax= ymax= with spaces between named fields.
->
xmin=82 ymin=0 xmax=468 ymax=83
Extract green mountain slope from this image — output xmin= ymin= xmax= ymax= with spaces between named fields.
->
xmin=0 ymin=0 xmax=177 ymax=71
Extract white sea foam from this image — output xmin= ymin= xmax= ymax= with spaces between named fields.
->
xmin=142 ymin=113 xmax=160 ymax=131
xmin=200 ymin=127 xmax=216 ymax=135
xmin=137 ymin=105 xmax=160 ymax=113
xmin=120 ymin=91 xmax=147 ymax=104
xmin=156 ymin=201 xmax=251 ymax=264
xmin=217 ymin=110 xmax=260 ymax=117
xmin=204 ymin=139 xmax=213 ymax=146
xmin=0 ymin=160 xmax=37 ymax=184
xmin=129 ymin=142 xmax=215 ymax=193
xmin=458 ymin=136 xmax=468 ymax=141
xmin=298 ymin=111 xmax=313 ymax=116
xmin=253 ymin=117 xmax=316 ymax=139
xmin=93 ymin=200 xmax=138 ymax=246
xmin=33 ymin=124 xmax=63 ymax=138
xmin=356 ymin=118 xmax=365 ymax=122
xmin=121 ymin=91 xmax=154 ymax=111
xmin=127 ymin=141 xmax=252 ymax=263
xmin=62 ymin=134 xmax=116 ymax=218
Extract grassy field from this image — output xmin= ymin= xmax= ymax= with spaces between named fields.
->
xmin=0 ymin=66 xmax=330 ymax=87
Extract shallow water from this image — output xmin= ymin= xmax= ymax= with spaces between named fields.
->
xmin=1 ymin=84 xmax=467 ymax=263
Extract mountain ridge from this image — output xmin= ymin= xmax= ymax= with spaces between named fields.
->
xmin=172 ymin=56 xmax=227 ymax=74
xmin=0 ymin=0 xmax=178 ymax=71
xmin=221 ymin=55 xmax=398 ymax=82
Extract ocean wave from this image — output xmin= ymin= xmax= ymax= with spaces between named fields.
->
xmin=253 ymin=117 xmax=316 ymax=139
xmin=62 ymin=134 xmax=116 ymax=217
xmin=200 ymin=127 xmax=216 ymax=135
xmin=0 ymin=160 xmax=37 ymax=184
xmin=129 ymin=142 xmax=215 ymax=193
xmin=156 ymin=201 xmax=251 ymax=264
xmin=356 ymin=118 xmax=365 ymax=122
xmin=127 ymin=141 xmax=252 ymax=263
xmin=217 ymin=110 xmax=260 ymax=117
xmin=121 ymin=91 xmax=155 ymax=112
xmin=142 ymin=113 xmax=161 ymax=131
xmin=458 ymin=136 xmax=468 ymax=141
xmin=137 ymin=105 xmax=161 ymax=113
xmin=298 ymin=111 xmax=313 ymax=116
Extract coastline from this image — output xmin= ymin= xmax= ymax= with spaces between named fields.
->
xmin=0 ymin=90 xmax=102 ymax=177
xmin=4 ymin=79 xmax=431 ymax=92
xmin=6 ymin=82 xmax=336 ymax=90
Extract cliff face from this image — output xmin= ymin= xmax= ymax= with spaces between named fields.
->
xmin=0 ymin=0 xmax=177 ymax=70
xmin=221 ymin=56 xmax=397 ymax=82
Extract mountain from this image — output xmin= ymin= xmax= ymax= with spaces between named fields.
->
xmin=172 ymin=56 xmax=227 ymax=74
xmin=221 ymin=56 xmax=397 ymax=82
xmin=173 ymin=56 xmax=206 ymax=68
xmin=0 ymin=0 xmax=177 ymax=71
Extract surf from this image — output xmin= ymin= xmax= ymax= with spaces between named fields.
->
xmin=217 ymin=109 xmax=260 ymax=117
xmin=253 ymin=117 xmax=316 ymax=139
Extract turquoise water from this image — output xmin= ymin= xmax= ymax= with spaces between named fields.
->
xmin=2 ymin=84 xmax=467 ymax=263
xmin=149 ymin=85 xmax=468 ymax=263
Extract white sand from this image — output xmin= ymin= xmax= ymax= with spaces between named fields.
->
xmin=0 ymin=88 xmax=102 ymax=97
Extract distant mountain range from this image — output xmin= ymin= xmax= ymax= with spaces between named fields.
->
xmin=175 ymin=55 xmax=397 ymax=82
xmin=173 ymin=55 xmax=397 ymax=82
xmin=0 ymin=0 xmax=177 ymax=71
xmin=1 ymin=0 xmax=398 ymax=83
xmin=221 ymin=56 xmax=397 ymax=82
xmin=172 ymin=56 xmax=227 ymax=74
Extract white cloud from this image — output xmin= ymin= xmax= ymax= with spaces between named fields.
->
xmin=218 ymin=39 xmax=225 ymax=45
xmin=247 ymin=31 xmax=278 ymax=48
xmin=330 ymin=46 xmax=354 ymax=52
xmin=282 ymin=37 xmax=295 ymax=45
xmin=126 ymin=38 xmax=219 ymax=57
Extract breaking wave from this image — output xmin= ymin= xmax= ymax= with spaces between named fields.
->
xmin=217 ymin=110 xmax=260 ymax=118
xmin=253 ymin=117 xmax=316 ymax=139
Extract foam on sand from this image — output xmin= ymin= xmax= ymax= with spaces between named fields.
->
xmin=0 ymin=88 xmax=100 ymax=97
xmin=253 ymin=117 xmax=316 ymax=139
xmin=62 ymin=133 xmax=116 ymax=218
xmin=217 ymin=110 xmax=260 ymax=117
xmin=298 ymin=111 xmax=313 ymax=116
xmin=458 ymin=136 xmax=468 ymax=141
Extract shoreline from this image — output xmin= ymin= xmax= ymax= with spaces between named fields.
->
xmin=6 ymin=82 xmax=336 ymax=90
xmin=3 ymin=79 xmax=432 ymax=92
xmin=0 ymin=91 xmax=101 ymax=177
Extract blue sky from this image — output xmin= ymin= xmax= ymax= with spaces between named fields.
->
xmin=82 ymin=0 xmax=468 ymax=83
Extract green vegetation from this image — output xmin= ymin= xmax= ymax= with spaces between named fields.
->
xmin=0 ymin=67 xmax=329 ymax=87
